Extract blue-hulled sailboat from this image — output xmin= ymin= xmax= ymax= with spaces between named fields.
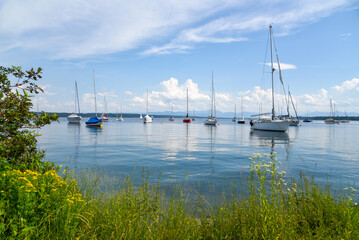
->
xmin=86 ymin=70 xmax=102 ymax=127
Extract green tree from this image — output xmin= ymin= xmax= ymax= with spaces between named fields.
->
xmin=0 ymin=66 xmax=58 ymax=171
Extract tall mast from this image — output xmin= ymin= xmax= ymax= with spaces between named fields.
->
xmin=270 ymin=25 xmax=275 ymax=120
xmin=75 ymin=81 xmax=80 ymax=114
xmin=93 ymin=70 xmax=97 ymax=117
xmin=234 ymin=104 xmax=236 ymax=119
xmin=104 ymin=96 xmax=108 ymax=114
xmin=146 ymin=89 xmax=149 ymax=115
xmin=211 ymin=71 xmax=214 ymax=118
xmin=186 ymin=88 xmax=189 ymax=118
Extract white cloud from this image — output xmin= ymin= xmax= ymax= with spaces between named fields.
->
xmin=125 ymin=91 xmax=133 ymax=95
xmin=145 ymin=0 xmax=351 ymax=55
xmin=131 ymin=77 xmax=220 ymax=112
xmin=0 ymin=0 xmax=352 ymax=58
xmin=264 ymin=62 xmax=297 ymax=70
xmin=332 ymin=78 xmax=359 ymax=92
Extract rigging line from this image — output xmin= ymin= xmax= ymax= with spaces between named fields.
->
xmin=272 ymin=32 xmax=290 ymax=116
xmin=260 ymin=29 xmax=270 ymax=113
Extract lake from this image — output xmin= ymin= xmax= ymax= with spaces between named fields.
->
xmin=37 ymin=117 xmax=359 ymax=194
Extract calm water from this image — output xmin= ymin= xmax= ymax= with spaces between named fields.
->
xmin=37 ymin=117 xmax=359 ymax=192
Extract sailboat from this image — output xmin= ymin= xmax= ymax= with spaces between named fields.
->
xmin=192 ymin=109 xmax=196 ymax=121
xmin=237 ymin=96 xmax=246 ymax=124
xmin=340 ymin=109 xmax=350 ymax=123
xmin=67 ymin=81 xmax=82 ymax=124
xmin=169 ymin=105 xmax=175 ymax=121
xmin=86 ymin=70 xmax=102 ymax=127
xmin=116 ymin=105 xmax=124 ymax=121
xmin=324 ymin=99 xmax=338 ymax=124
xmin=303 ymin=109 xmax=312 ymax=122
xmin=139 ymin=114 xmax=143 ymax=119
xmin=143 ymin=89 xmax=152 ymax=123
xmin=250 ymin=25 xmax=289 ymax=132
xmin=204 ymin=71 xmax=218 ymax=126
xmin=232 ymin=104 xmax=237 ymax=122
xmin=183 ymin=89 xmax=191 ymax=123
xmin=100 ymin=96 xmax=109 ymax=121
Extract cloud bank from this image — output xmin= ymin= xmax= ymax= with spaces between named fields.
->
xmin=0 ymin=0 xmax=351 ymax=59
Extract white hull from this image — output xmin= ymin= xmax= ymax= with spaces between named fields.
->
xmin=116 ymin=118 xmax=124 ymax=121
xmin=169 ymin=117 xmax=175 ymax=121
xmin=67 ymin=114 xmax=82 ymax=123
xmin=204 ymin=118 xmax=218 ymax=125
xmin=252 ymin=119 xmax=289 ymax=132
xmin=143 ymin=114 xmax=152 ymax=123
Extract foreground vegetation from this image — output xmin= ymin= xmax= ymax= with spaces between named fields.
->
xmin=1 ymin=66 xmax=359 ymax=239
xmin=1 ymin=154 xmax=358 ymax=239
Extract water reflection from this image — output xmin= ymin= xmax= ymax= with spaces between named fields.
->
xmin=67 ymin=123 xmax=81 ymax=167
xmin=205 ymin=125 xmax=216 ymax=175
xmin=86 ymin=125 xmax=102 ymax=165
xmin=249 ymin=130 xmax=290 ymax=160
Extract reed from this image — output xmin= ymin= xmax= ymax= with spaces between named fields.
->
xmin=1 ymin=154 xmax=358 ymax=239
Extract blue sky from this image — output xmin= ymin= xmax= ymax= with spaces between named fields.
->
xmin=0 ymin=0 xmax=358 ymax=116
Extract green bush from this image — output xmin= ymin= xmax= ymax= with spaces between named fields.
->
xmin=0 ymin=66 xmax=58 ymax=171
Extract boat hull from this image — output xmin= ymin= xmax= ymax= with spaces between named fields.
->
xmin=169 ymin=117 xmax=175 ymax=121
xmin=67 ymin=114 xmax=82 ymax=123
xmin=237 ymin=120 xmax=246 ymax=124
xmin=183 ymin=118 xmax=191 ymax=123
xmin=204 ymin=119 xmax=217 ymax=125
xmin=251 ymin=119 xmax=289 ymax=132
xmin=86 ymin=117 xmax=102 ymax=127
xmin=143 ymin=115 xmax=152 ymax=123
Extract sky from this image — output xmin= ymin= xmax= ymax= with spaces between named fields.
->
xmin=0 ymin=0 xmax=358 ymax=116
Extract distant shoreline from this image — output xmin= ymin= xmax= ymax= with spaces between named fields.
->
xmin=37 ymin=112 xmax=359 ymax=121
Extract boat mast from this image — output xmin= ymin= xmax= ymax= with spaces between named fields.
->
xmin=104 ymin=96 xmax=108 ymax=115
xmin=75 ymin=81 xmax=80 ymax=114
xmin=211 ymin=71 xmax=214 ymax=118
xmin=186 ymin=88 xmax=189 ymax=118
xmin=288 ymin=89 xmax=298 ymax=120
xmin=270 ymin=25 xmax=275 ymax=120
xmin=146 ymin=89 xmax=149 ymax=115
xmin=234 ymin=104 xmax=236 ymax=119
xmin=93 ymin=70 xmax=97 ymax=117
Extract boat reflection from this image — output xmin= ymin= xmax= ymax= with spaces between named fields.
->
xmin=67 ymin=123 xmax=81 ymax=168
xmin=250 ymin=130 xmax=290 ymax=159
xmin=206 ymin=125 xmax=216 ymax=175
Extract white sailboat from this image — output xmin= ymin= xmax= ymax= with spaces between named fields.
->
xmin=232 ymin=104 xmax=237 ymax=122
xmin=204 ymin=71 xmax=218 ymax=126
xmin=237 ymin=96 xmax=246 ymax=124
xmin=67 ymin=81 xmax=82 ymax=124
xmin=144 ymin=89 xmax=152 ymax=123
xmin=139 ymin=114 xmax=143 ymax=119
xmin=169 ymin=105 xmax=175 ymax=121
xmin=324 ymin=99 xmax=337 ymax=124
xmin=86 ymin=70 xmax=102 ymax=127
xmin=250 ymin=25 xmax=289 ymax=132
xmin=116 ymin=105 xmax=124 ymax=121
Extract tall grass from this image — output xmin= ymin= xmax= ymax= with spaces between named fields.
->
xmin=1 ymin=154 xmax=359 ymax=239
